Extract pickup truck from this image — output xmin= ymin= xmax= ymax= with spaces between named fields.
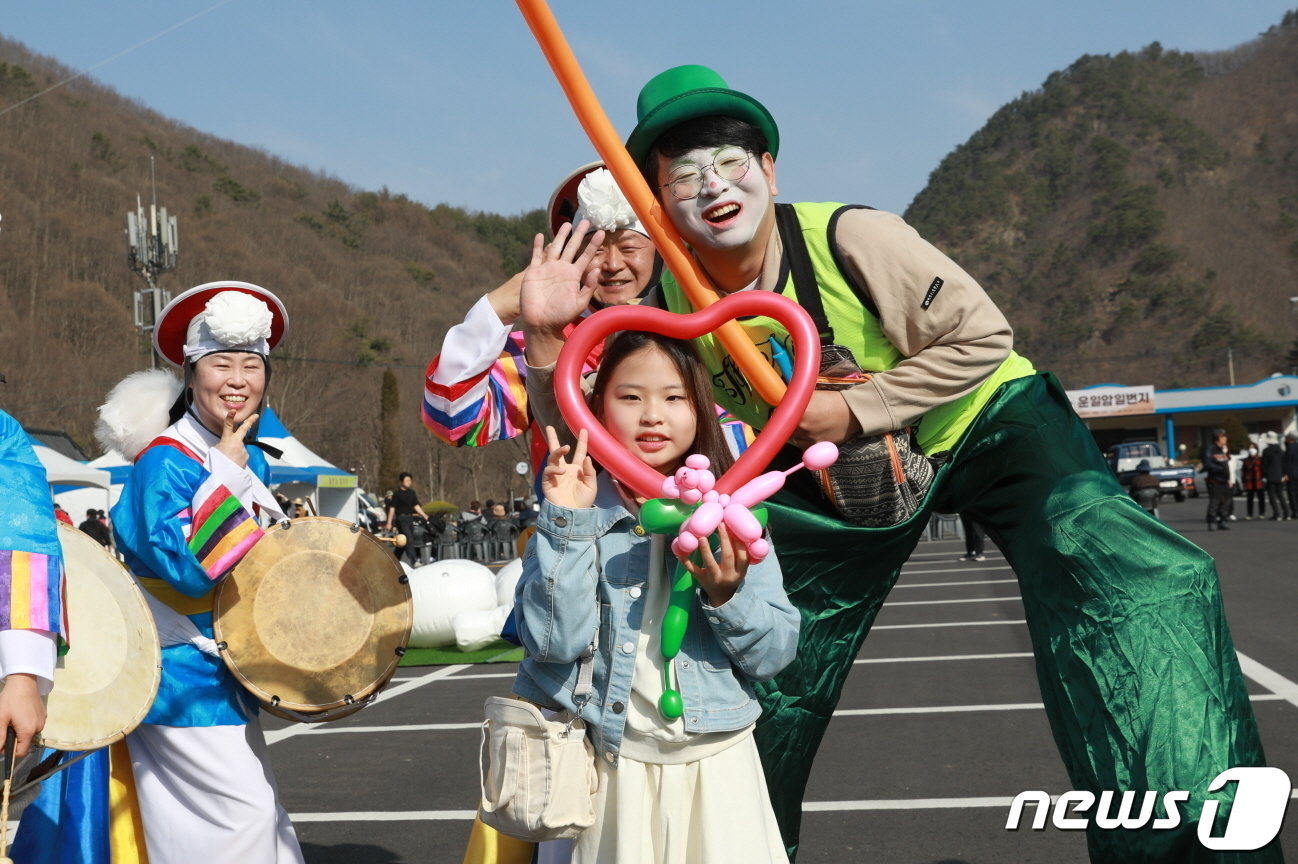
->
xmin=1104 ymin=441 xmax=1198 ymax=501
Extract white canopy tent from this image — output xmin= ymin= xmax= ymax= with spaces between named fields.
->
xmin=33 ymin=441 xmax=113 ymax=517
xmin=258 ymin=407 xmax=359 ymax=523
xmin=55 ymin=450 xmax=130 ymax=519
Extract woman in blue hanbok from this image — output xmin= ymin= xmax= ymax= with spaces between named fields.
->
xmin=15 ymin=282 xmax=303 ymax=863
xmin=0 ymin=406 xmax=66 ymax=761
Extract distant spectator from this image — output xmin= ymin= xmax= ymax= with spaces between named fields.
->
xmin=1284 ymin=433 xmax=1298 ymax=519
xmin=1130 ymin=459 xmax=1162 ymax=518
xmin=53 ymin=505 xmax=72 ymax=526
xmin=461 ymin=500 xmax=483 ymax=523
xmin=78 ymin=507 xmax=111 ymax=546
xmin=1202 ymin=429 xmax=1232 ymax=530
xmin=1240 ymin=445 xmax=1266 ymax=520
xmin=513 ymin=499 xmax=537 ymax=528
xmin=385 ymin=472 xmax=429 ymax=565
xmin=957 ymin=514 xmax=985 ymax=562
xmin=1262 ymin=434 xmax=1291 ymax=520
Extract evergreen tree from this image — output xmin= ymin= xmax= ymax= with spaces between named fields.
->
xmin=379 ymin=368 xmax=402 ymax=494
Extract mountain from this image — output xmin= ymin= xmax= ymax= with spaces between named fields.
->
xmin=905 ymin=11 xmax=1298 ymax=391
xmin=2 ymin=13 xmax=1296 ymax=506
xmin=0 ymin=37 xmax=544 ymax=506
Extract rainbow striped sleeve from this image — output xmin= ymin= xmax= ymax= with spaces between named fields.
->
xmin=0 ymin=549 xmax=62 ymax=632
xmin=422 ymin=331 xmax=531 ymax=448
xmin=718 ymin=406 xmax=754 ymax=459
xmin=186 ymin=476 xmax=263 ymax=580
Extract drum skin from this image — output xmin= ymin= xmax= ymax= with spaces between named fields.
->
xmin=213 ymin=517 xmax=413 ymax=723
xmin=41 ymin=524 xmax=162 ymax=750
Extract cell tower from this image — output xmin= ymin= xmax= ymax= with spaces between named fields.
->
xmin=125 ymin=157 xmax=179 ymax=365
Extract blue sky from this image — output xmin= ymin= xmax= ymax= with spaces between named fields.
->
xmin=2 ymin=2 xmax=1293 ymax=218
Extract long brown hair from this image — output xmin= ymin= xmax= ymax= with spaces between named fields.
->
xmin=589 ymin=331 xmax=733 ymax=476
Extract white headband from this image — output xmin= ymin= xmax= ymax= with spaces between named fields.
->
xmin=571 ymin=168 xmax=647 ymax=237
xmin=183 ymin=291 xmax=274 ymax=361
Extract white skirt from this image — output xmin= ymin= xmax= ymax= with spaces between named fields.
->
xmin=572 ymin=729 xmax=789 ymax=864
xmin=127 ymin=721 xmax=304 ymax=864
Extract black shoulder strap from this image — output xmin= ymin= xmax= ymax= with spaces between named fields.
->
xmin=774 ymin=203 xmax=833 ymax=344
xmin=826 ymin=204 xmax=881 ymax=322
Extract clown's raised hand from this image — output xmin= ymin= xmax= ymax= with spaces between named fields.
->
xmin=521 ymin=220 xmax=605 ymax=368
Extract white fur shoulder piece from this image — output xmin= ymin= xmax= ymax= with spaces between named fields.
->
xmin=96 ymin=368 xmax=184 ymax=459
xmin=204 ymin=291 xmax=273 ymax=347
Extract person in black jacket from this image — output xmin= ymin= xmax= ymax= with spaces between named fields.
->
xmin=1261 ymin=435 xmax=1290 ymax=520
xmin=1282 ymin=433 xmax=1298 ymax=519
xmin=77 ymin=507 xmax=111 ymax=546
xmin=1202 ymin=428 xmax=1232 ymax=530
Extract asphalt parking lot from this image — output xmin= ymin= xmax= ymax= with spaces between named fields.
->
xmin=266 ymin=494 xmax=1298 ymax=862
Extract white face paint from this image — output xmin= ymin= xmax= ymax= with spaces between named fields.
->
xmin=655 ymin=146 xmax=777 ymax=253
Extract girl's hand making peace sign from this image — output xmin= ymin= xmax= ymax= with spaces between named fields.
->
xmin=542 ymin=426 xmax=598 ymax=510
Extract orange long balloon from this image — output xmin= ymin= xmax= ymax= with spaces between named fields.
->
xmin=515 ymin=0 xmax=787 ymax=406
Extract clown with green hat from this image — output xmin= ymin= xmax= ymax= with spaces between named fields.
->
xmin=522 ymin=63 xmax=1277 ymax=862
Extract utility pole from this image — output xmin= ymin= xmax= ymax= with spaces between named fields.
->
xmin=125 ymin=156 xmax=178 ymax=367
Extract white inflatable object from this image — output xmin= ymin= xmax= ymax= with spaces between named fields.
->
xmin=453 ymin=605 xmax=512 ymax=653
xmin=407 ymin=559 xmax=497 ymax=648
xmin=494 ymin=557 xmax=524 ymax=607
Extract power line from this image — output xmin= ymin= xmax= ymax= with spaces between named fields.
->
xmin=0 ymin=0 xmax=238 ymax=120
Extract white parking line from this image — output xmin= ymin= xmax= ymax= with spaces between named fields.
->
xmin=872 ymin=619 xmax=1026 ymax=630
xmin=285 ymin=787 xmax=1298 ymax=824
xmin=803 ymin=796 xmax=1028 ymax=811
xmin=284 ymin=694 xmax=1290 ymax=738
xmin=885 ymin=596 xmax=1022 ymax=607
xmin=1236 ymin=652 xmax=1298 ymax=708
xmin=265 ymin=664 xmax=471 ymax=745
xmin=835 ymin=693 xmax=1284 ymax=718
xmin=855 ymin=652 xmax=1033 ymax=664
xmin=893 ymin=578 xmax=1017 ymax=589
xmin=805 ymin=789 xmax=1298 ymax=813
xmin=901 ymin=565 xmax=1014 ymax=575
xmin=289 ymin=810 xmax=477 ymax=822
xmin=306 ymin=722 xmax=482 ymax=734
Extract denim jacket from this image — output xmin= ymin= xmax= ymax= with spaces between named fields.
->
xmin=512 ymin=473 xmax=800 ymax=766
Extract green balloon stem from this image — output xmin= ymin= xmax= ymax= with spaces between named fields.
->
xmin=659 ymin=558 xmax=697 ymax=719
xmin=659 ymin=660 xmax=684 ymax=719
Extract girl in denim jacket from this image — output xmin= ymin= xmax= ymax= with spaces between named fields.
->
xmin=512 ymin=330 xmax=798 ymax=864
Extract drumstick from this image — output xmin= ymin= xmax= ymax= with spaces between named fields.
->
xmin=374 ymin=534 xmax=408 ymax=548
xmin=1 ymin=726 xmax=15 ymax=863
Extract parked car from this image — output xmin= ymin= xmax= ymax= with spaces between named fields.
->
xmin=1105 ymin=441 xmax=1197 ymax=501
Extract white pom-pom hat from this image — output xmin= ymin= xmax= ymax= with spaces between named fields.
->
xmin=546 ymin=162 xmax=647 ymax=239
xmin=153 ymin=280 xmax=288 ymax=368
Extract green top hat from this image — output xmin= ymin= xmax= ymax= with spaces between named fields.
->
xmin=625 ymin=65 xmax=779 ymax=165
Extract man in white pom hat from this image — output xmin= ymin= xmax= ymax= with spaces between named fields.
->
xmin=16 ymin=281 xmax=303 ymax=863
xmin=422 ymin=163 xmax=658 ymax=475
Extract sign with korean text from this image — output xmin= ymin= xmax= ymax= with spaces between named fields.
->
xmin=1066 ymin=385 xmax=1156 ymax=418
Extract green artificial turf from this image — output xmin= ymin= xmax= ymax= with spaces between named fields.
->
xmin=397 ymin=639 xmax=523 ymax=667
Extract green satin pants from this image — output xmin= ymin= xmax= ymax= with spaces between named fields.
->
xmin=755 ymin=372 xmax=1276 ymax=863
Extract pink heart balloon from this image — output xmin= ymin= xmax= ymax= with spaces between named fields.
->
xmin=553 ymin=291 xmax=821 ymax=500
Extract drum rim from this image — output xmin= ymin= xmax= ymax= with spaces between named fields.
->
xmin=213 ymin=516 xmax=414 ymax=716
xmin=40 ymin=524 xmax=162 ymax=751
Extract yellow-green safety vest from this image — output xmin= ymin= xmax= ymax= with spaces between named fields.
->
xmin=659 ymin=201 xmax=1035 ymax=454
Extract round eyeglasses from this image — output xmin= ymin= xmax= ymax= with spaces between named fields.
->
xmin=659 ymin=146 xmax=753 ymax=201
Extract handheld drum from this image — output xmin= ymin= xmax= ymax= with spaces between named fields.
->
xmin=213 ymin=517 xmax=413 ymax=723
xmin=1 ymin=524 xmax=162 ymax=801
